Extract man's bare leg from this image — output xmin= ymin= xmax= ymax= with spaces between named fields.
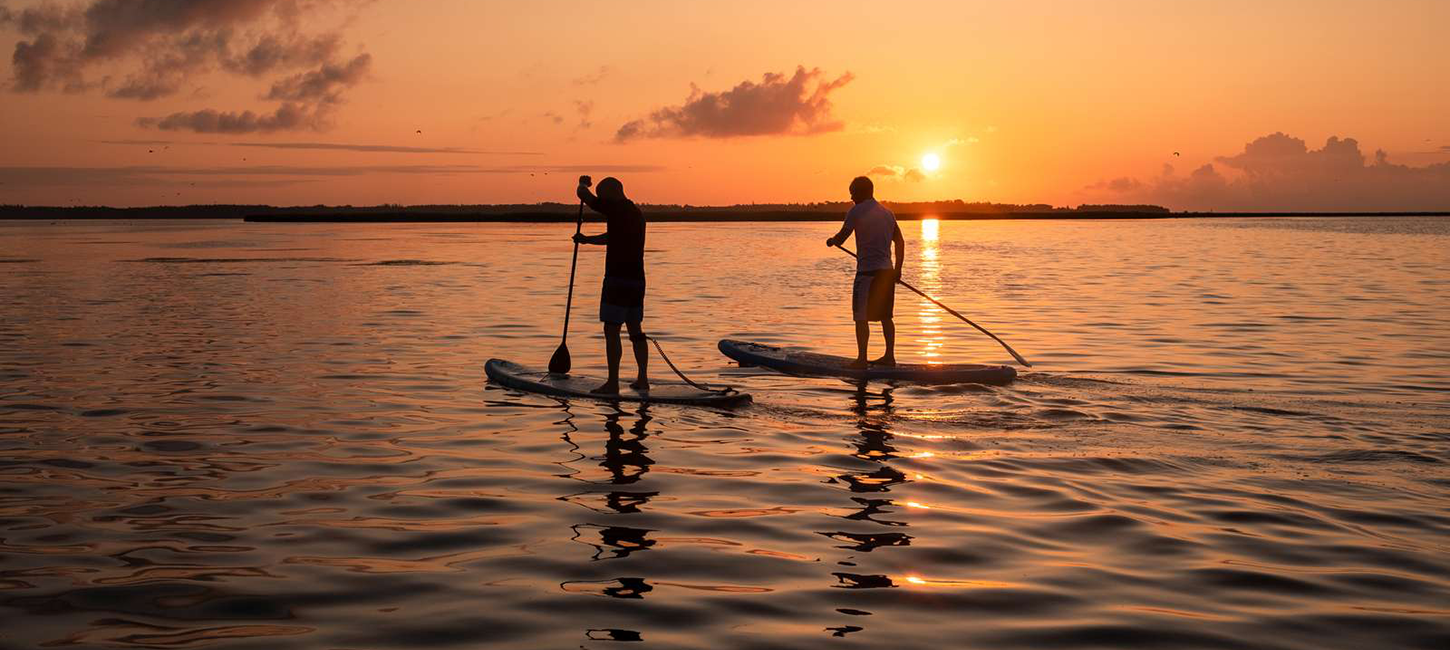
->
xmin=626 ymin=321 xmax=649 ymax=390
xmin=873 ymin=318 xmax=896 ymax=366
xmin=592 ymin=322 xmax=622 ymax=394
xmin=850 ymin=321 xmax=870 ymax=368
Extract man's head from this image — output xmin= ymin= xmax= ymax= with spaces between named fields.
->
xmin=597 ymin=177 xmax=626 ymax=201
xmin=849 ymin=176 xmax=873 ymax=203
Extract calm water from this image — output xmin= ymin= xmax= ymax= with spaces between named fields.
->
xmin=1 ymin=217 xmax=1447 ymax=649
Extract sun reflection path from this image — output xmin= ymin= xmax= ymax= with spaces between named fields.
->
xmin=915 ymin=218 xmax=944 ymax=365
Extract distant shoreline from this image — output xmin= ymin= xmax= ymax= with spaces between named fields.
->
xmin=2 ymin=206 xmax=1446 ymax=222
xmin=238 ymin=211 xmax=1450 ymax=223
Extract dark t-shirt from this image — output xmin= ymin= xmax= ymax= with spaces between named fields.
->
xmin=595 ymin=199 xmax=646 ymax=280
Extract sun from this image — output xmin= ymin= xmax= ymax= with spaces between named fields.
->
xmin=921 ymin=153 xmax=941 ymax=172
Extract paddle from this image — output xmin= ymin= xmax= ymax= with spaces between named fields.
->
xmin=835 ymin=244 xmax=1032 ymax=367
xmin=548 ymin=176 xmax=592 ymax=374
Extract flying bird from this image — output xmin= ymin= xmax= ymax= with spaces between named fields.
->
xmin=1173 ymin=151 xmax=1181 ymax=156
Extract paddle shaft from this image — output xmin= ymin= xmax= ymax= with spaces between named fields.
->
xmin=835 ymin=244 xmax=1032 ymax=367
xmin=559 ymin=200 xmax=586 ymax=343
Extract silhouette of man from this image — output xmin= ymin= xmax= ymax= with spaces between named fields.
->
xmin=826 ymin=176 xmax=904 ymax=368
xmin=574 ymin=176 xmax=649 ymax=394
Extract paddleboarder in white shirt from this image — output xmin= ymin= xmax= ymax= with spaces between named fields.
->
xmin=825 ymin=176 xmax=905 ymax=368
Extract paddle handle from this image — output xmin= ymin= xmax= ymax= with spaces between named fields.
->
xmin=835 ymin=244 xmax=1032 ymax=367
xmin=559 ymin=200 xmax=585 ymax=343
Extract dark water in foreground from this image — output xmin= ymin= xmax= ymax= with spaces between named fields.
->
xmin=1 ymin=217 xmax=1447 ymax=649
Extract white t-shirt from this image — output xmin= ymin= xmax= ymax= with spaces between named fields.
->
xmin=843 ymin=199 xmax=897 ymax=272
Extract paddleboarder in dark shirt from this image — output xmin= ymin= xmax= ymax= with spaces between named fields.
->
xmin=826 ymin=176 xmax=905 ymax=368
xmin=574 ymin=176 xmax=649 ymax=394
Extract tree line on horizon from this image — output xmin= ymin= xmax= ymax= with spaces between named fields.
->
xmin=0 ymin=200 xmax=1170 ymax=219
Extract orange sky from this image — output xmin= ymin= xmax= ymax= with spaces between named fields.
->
xmin=1 ymin=0 xmax=1447 ymax=209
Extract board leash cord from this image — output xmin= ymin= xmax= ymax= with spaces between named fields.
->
xmin=646 ymin=336 xmax=739 ymax=396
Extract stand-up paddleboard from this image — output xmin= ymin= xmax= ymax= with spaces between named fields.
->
xmin=486 ymin=359 xmax=752 ymax=407
xmin=718 ymin=339 xmax=1016 ymax=385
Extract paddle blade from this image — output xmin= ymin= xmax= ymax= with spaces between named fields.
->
xmin=547 ymin=344 xmax=571 ymax=374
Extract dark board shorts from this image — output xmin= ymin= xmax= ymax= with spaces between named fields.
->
xmin=600 ymin=276 xmax=645 ymax=324
xmin=852 ymin=269 xmax=896 ymax=322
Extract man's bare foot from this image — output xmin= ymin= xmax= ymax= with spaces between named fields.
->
xmin=590 ymin=382 xmax=620 ymax=395
xmin=871 ymin=355 xmax=896 ymax=367
xmin=846 ymin=358 xmax=869 ymax=369
xmin=630 ymin=378 xmax=650 ymax=391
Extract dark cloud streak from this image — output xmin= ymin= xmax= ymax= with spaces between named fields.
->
xmin=0 ymin=163 xmax=667 ymax=187
xmin=231 ymin=142 xmax=545 ymax=155
xmin=93 ymin=139 xmax=546 ymax=155
xmin=138 ymin=102 xmax=324 ymax=133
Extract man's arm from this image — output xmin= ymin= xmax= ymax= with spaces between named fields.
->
xmin=892 ymin=222 xmax=905 ymax=274
xmin=577 ymin=184 xmax=604 ymax=212
xmin=826 ymin=217 xmax=854 ymax=247
xmin=573 ymin=182 xmax=608 ymax=245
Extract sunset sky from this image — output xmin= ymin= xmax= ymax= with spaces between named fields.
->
xmin=1 ymin=0 xmax=1446 ymax=210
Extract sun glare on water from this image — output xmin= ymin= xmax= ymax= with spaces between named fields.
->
xmin=921 ymin=153 xmax=941 ymax=172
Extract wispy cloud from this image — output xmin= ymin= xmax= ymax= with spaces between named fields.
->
xmin=574 ymin=100 xmax=594 ymax=130
xmin=138 ymin=102 xmax=327 ymax=134
xmin=231 ymin=142 xmax=545 ymax=155
xmin=96 ymin=139 xmax=179 ymax=146
xmin=0 ymin=163 xmax=667 ymax=187
xmin=94 ymin=139 xmax=543 ymax=155
xmin=867 ymin=165 xmax=926 ymax=183
xmin=615 ymin=66 xmax=853 ymax=142
xmin=572 ymin=65 xmax=611 ymax=86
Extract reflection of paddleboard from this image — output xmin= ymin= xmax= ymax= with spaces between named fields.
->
xmin=485 ymin=359 xmax=752 ymax=407
xmin=718 ymin=339 xmax=1016 ymax=385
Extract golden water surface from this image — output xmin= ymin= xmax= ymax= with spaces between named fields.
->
xmin=0 ymin=217 xmax=1446 ymax=649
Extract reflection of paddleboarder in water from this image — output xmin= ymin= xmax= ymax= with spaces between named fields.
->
xmin=573 ymin=176 xmax=649 ymax=394
xmin=825 ymin=176 xmax=905 ymax=368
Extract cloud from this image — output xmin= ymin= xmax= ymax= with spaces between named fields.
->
xmin=231 ymin=142 xmax=544 ymax=155
xmin=222 ymin=32 xmax=341 ymax=77
xmin=95 ymin=139 xmax=545 ymax=155
xmin=1086 ymin=177 xmax=1144 ymax=192
xmin=615 ymin=66 xmax=853 ymax=142
xmin=0 ymin=163 xmax=667 ymax=187
xmin=864 ymin=137 xmax=964 ymax=183
xmin=572 ymin=65 xmax=611 ymax=86
xmin=1087 ymin=132 xmax=1450 ymax=211
xmin=574 ymin=100 xmax=594 ymax=129
xmin=867 ymin=165 xmax=927 ymax=183
xmin=138 ymin=102 xmax=326 ymax=133
xmin=264 ymin=52 xmax=369 ymax=102
xmin=1 ymin=0 xmax=374 ymax=133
